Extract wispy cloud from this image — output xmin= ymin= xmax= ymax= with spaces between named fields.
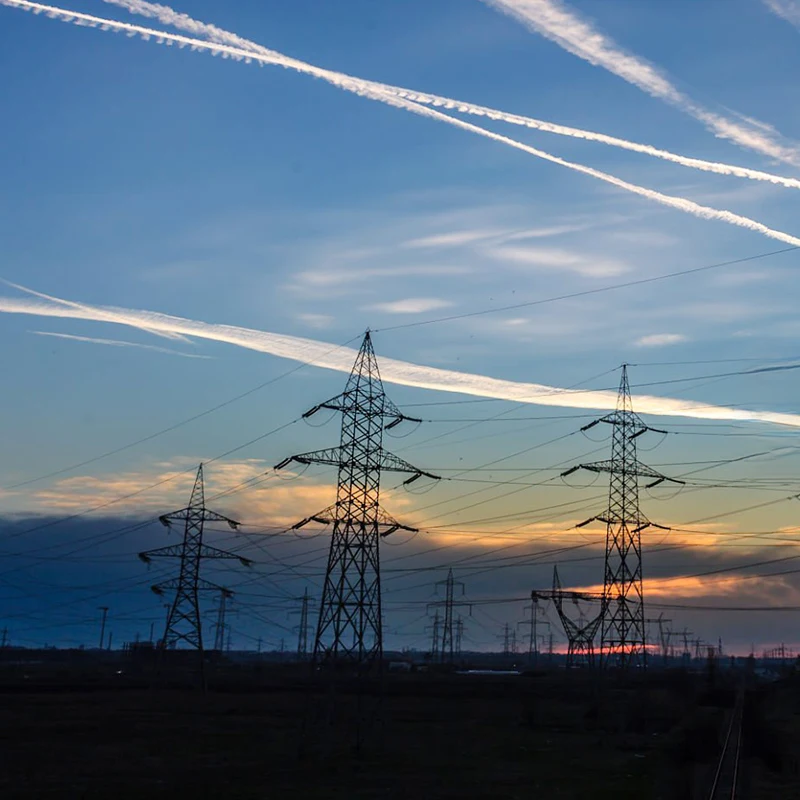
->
xmin=635 ymin=333 xmax=687 ymax=348
xmin=296 ymin=313 xmax=334 ymax=329
xmin=32 ymin=330 xmax=210 ymax=358
xmin=487 ymin=246 xmax=629 ymax=277
xmin=97 ymin=0 xmax=800 ymax=189
xmin=3 ymin=282 xmax=800 ymax=428
xmin=368 ymin=298 xmax=453 ymax=315
xmin=7 ymin=1 xmax=800 ymax=249
xmin=484 ymin=0 xmax=800 ymax=165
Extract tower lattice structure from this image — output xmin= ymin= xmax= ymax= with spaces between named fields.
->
xmin=561 ymin=366 xmax=681 ymax=669
xmin=427 ymin=568 xmax=470 ymax=663
xmin=276 ymin=332 xmax=438 ymax=666
xmin=139 ymin=464 xmax=251 ymax=665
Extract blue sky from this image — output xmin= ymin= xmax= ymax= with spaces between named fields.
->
xmin=3 ymin=0 xmax=800 ymax=653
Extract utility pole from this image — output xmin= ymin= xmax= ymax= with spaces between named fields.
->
xmin=212 ymin=588 xmax=232 ymax=652
xmin=561 ymin=365 xmax=682 ymax=670
xmin=276 ymin=332 xmax=438 ymax=668
xmin=501 ymin=623 xmax=512 ymax=657
xmin=98 ymin=606 xmax=109 ymax=650
xmin=427 ymin=569 xmax=470 ymax=663
xmin=138 ymin=464 xmax=251 ymax=687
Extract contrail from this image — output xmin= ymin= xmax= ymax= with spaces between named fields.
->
xmin=5 ymin=1 xmax=800 ymax=248
xmin=764 ymin=0 xmax=800 ymax=28
xmin=2 ymin=284 xmax=800 ymax=429
xmin=484 ymin=0 xmax=800 ymax=166
xmin=100 ymin=0 xmax=800 ymax=191
xmin=5 ymin=0 xmax=800 ymax=195
xmin=31 ymin=330 xmax=211 ymax=358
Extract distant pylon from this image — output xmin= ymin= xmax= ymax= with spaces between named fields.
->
xmin=427 ymin=569 xmax=470 ymax=663
xmin=428 ymin=611 xmax=441 ymax=660
xmin=276 ymin=332 xmax=438 ymax=667
xmin=518 ymin=599 xmax=550 ymax=666
xmin=454 ymin=617 xmax=464 ymax=656
xmin=294 ymin=587 xmax=313 ymax=657
xmin=139 ymin=464 xmax=251 ymax=683
xmin=561 ymin=365 xmax=682 ymax=670
xmin=212 ymin=588 xmax=232 ymax=652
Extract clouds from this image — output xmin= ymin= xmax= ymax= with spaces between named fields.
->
xmin=31 ymin=330 xmax=211 ymax=358
xmin=635 ymin=333 xmax=687 ymax=348
xmin=368 ymin=298 xmax=453 ymax=315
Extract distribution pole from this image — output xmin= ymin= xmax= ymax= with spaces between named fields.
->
xmin=98 ymin=606 xmax=109 ymax=650
xmin=138 ymin=464 xmax=251 ymax=686
xmin=276 ymin=332 xmax=438 ymax=668
xmin=561 ymin=366 xmax=682 ymax=670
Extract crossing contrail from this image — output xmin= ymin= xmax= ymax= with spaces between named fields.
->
xmin=99 ymin=0 xmax=800 ymax=191
xmin=32 ymin=330 xmax=211 ymax=358
xmin=484 ymin=0 xmax=800 ymax=166
xmin=4 ymin=0 xmax=800 ymax=248
xmin=5 ymin=0 xmax=800 ymax=195
xmin=3 ymin=284 xmax=800 ymax=429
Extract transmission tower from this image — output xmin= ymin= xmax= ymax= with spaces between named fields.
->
xmin=212 ymin=588 xmax=233 ymax=652
xmin=561 ymin=365 xmax=681 ymax=670
xmin=292 ymin=587 xmax=313 ymax=658
xmin=454 ymin=617 xmax=464 ymax=656
xmin=427 ymin=611 xmax=441 ymax=660
xmin=518 ymin=599 xmax=550 ymax=665
xmin=276 ymin=332 xmax=438 ymax=667
xmin=427 ymin=569 xmax=471 ymax=663
xmin=139 ymin=464 xmax=251 ymax=682
xmin=533 ymin=566 xmax=605 ymax=668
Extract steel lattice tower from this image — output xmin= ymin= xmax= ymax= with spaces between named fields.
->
xmin=276 ymin=332 xmax=438 ymax=666
xmin=139 ymin=464 xmax=251 ymax=678
xmin=561 ymin=366 xmax=681 ymax=669
xmin=427 ymin=568 xmax=470 ymax=663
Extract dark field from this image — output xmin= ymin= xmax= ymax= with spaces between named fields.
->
xmin=1 ymin=663 xmax=799 ymax=799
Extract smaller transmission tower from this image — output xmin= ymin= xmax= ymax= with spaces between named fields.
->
xmin=212 ymin=588 xmax=233 ymax=652
xmin=427 ymin=569 xmax=471 ymax=663
xmin=518 ymin=599 xmax=550 ymax=665
xmin=139 ymin=464 xmax=251 ymax=683
xmin=293 ymin=588 xmax=313 ymax=658
xmin=533 ymin=566 xmax=605 ymax=668
xmin=455 ymin=617 xmax=464 ymax=656
xmin=427 ymin=611 xmax=441 ymax=660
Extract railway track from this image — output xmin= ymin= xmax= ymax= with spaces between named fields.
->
xmin=707 ymin=689 xmax=744 ymax=799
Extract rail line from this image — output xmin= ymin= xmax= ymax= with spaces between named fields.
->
xmin=707 ymin=688 xmax=744 ymax=799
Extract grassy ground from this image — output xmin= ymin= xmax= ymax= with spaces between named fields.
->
xmin=0 ymin=666 xmax=794 ymax=798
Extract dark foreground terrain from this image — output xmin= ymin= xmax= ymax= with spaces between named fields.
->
xmin=1 ymin=660 xmax=798 ymax=799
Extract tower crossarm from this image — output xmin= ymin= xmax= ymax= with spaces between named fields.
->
xmin=380 ymin=451 xmax=440 ymax=483
xmin=301 ymin=391 xmax=422 ymax=429
xmin=159 ymin=509 xmax=240 ymax=529
xmin=151 ymin=576 xmax=230 ymax=595
xmin=562 ymin=461 xmax=684 ymax=488
xmin=199 ymin=544 xmax=252 ymax=566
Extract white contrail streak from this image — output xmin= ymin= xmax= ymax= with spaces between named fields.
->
xmin=4 ymin=0 xmax=800 ymax=195
xmin=32 ymin=330 xmax=211 ymax=358
xmin=5 ymin=1 xmax=800 ymax=248
xmin=2 ymin=285 xmax=800 ymax=428
xmin=764 ymin=0 xmax=800 ymax=28
xmin=101 ymin=0 xmax=800 ymax=191
xmin=484 ymin=0 xmax=800 ymax=166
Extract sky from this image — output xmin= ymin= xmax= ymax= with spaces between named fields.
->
xmin=3 ymin=0 xmax=800 ymax=655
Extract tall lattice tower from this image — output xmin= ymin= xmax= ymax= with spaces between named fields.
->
xmin=276 ymin=332 xmax=438 ymax=666
xmin=139 ymin=464 xmax=251 ymax=677
xmin=561 ymin=366 xmax=680 ymax=669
